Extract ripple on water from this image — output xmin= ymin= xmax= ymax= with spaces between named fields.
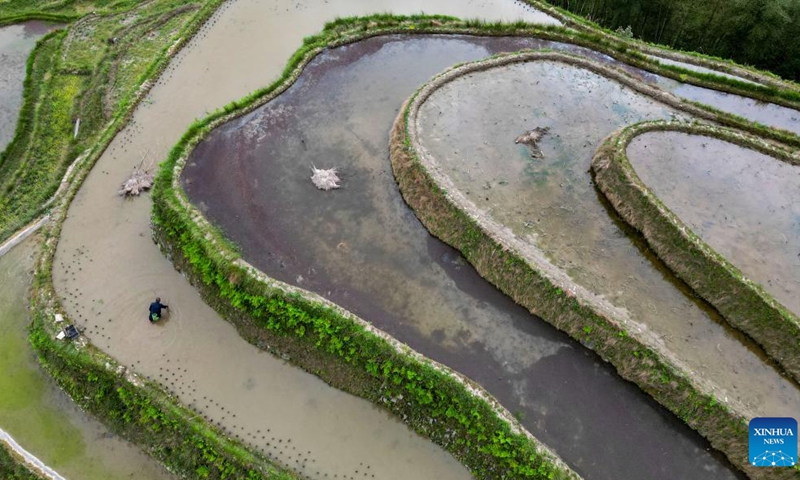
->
xmin=627 ymin=131 xmax=800 ymax=318
xmin=415 ymin=59 xmax=800 ymax=418
xmin=183 ymin=35 xmax=746 ymax=480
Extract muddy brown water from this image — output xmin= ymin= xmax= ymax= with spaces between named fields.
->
xmin=627 ymin=131 xmax=800 ymax=318
xmin=183 ymin=35 xmax=747 ymax=480
xmin=0 ymin=21 xmax=59 ymax=151
xmin=0 ymin=22 xmax=173 ymax=480
xmin=416 ymin=58 xmax=800 ymax=416
xmin=51 ymin=1 xmax=561 ymax=479
xmin=0 ymin=238 xmax=177 ymax=480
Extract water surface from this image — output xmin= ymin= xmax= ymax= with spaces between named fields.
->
xmin=0 ymin=21 xmax=59 ymax=151
xmin=184 ymin=35 xmax=745 ymax=480
xmin=52 ymin=1 xmax=559 ymax=479
xmin=628 ymin=131 xmax=800 ymax=317
xmin=0 ymin=238 xmax=177 ymax=480
xmin=416 ymin=58 xmax=800 ymax=419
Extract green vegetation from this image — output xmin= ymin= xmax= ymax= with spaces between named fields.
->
xmin=0 ymin=0 xmax=205 ymax=241
xmin=544 ymin=0 xmax=800 ymax=82
xmin=591 ymin=120 xmax=800 ymax=384
xmin=0 ymin=444 xmax=41 ymax=480
xmin=392 ymin=50 xmax=797 ymax=480
xmin=4 ymin=1 xmax=800 ymax=248
xmin=149 ymin=14 xmax=800 ymax=480
xmin=2 ymin=1 xmax=303 ymax=478
xmin=151 ymin=16 xmax=582 ymax=480
xmin=0 ymin=0 xmax=154 ymax=26
xmin=28 ymin=296 xmax=298 ymax=480
xmin=7 ymin=1 xmax=800 ymax=479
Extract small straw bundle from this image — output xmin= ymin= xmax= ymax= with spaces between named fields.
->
xmin=119 ymin=154 xmax=154 ymax=196
xmin=310 ymin=165 xmax=341 ymax=191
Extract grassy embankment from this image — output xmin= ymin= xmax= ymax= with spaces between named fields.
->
xmin=392 ymin=49 xmax=800 ymax=480
xmin=5 ymin=0 xmax=800 ymax=251
xmin=0 ymin=0 xmax=205 ymax=242
xmin=0 ymin=442 xmax=42 ymax=480
xmin=151 ymin=15 xmax=582 ymax=480
xmin=153 ymin=14 xmax=800 ymax=480
xmin=9 ymin=5 xmax=800 ymax=480
xmin=591 ymin=120 xmax=800 ymax=382
xmin=2 ymin=1 xmax=300 ymax=478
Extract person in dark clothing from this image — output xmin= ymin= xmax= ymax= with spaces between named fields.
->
xmin=149 ymin=297 xmax=169 ymax=322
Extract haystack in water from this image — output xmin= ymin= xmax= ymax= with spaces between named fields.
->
xmin=515 ymin=126 xmax=550 ymax=159
xmin=119 ymin=164 xmax=154 ymax=196
xmin=310 ymin=165 xmax=341 ymax=191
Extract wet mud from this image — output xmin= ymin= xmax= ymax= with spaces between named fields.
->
xmin=51 ymin=1 xmax=561 ymax=479
xmin=0 ymin=238 xmax=176 ymax=480
xmin=183 ymin=35 xmax=746 ymax=480
xmin=0 ymin=21 xmax=59 ymax=150
xmin=627 ymin=131 xmax=800 ymax=317
xmin=416 ymin=58 xmax=800 ymax=418
xmin=0 ymin=21 xmax=174 ymax=480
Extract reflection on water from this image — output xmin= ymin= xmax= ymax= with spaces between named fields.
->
xmin=628 ymin=131 xmax=800 ymax=317
xmin=417 ymin=59 xmax=800 ymax=419
xmin=659 ymin=77 xmax=800 ymax=134
xmin=184 ymin=35 xmax=744 ymax=480
xmin=0 ymin=21 xmax=59 ymax=150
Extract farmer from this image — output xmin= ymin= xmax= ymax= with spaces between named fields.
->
xmin=148 ymin=297 xmax=169 ymax=322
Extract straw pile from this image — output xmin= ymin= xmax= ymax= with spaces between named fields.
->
xmin=119 ymin=164 xmax=154 ymax=196
xmin=310 ymin=166 xmax=341 ymax=190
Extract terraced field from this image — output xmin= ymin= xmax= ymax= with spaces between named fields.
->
xmin=1 ymin=1 xmax=799 ymax=479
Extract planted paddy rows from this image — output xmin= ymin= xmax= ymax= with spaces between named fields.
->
xmin=0 ymin=22 xmax=180 ymax=480
xmin=50 ymin=2 xmax=571 ymax=480
xmin=0 ymin=239 xmax=177 ymax=480
xmin=181 ymin=34 xmax=748 ymax=479
xmin=7 ymin=1 xmax=796 ymax=480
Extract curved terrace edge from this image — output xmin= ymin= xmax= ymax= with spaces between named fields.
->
xmin=16 ymin=11 xmax=800 ymax=480
xmin=591 ymin=120 xmax=800 ymax=383
xmin=151 ymin=19 xmax=590 ymax=480
xmin=392 ymin=49 xmax=797 ymax=480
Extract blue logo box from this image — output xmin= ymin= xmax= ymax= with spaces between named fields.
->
xmin=749 ymin=417 xmax=797 ymax=467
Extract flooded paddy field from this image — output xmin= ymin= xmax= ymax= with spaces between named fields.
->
xmin=654 ymin=76 xmax=800 ymax=135
xmin=0 ymin=21 xmax=58 ymax=150
xmin=644 ymin=54 xmax=762 ymax=86
xmin=37 ymin=0 xmax=800 ymax=478
xmin=415 ymin=58 xmax=800 ymax=419
xmin=627 ymin=131 xmax=800 ymax=317
xmin=183 ymin=35 xmax=746 ymax=480
xmin=0 ymin=238 xmax=177 ymax=480
xmin=0 ymin=21 xmax=174 ymax=480
xmin=51 ymin=1 xmax=563 ymax=479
